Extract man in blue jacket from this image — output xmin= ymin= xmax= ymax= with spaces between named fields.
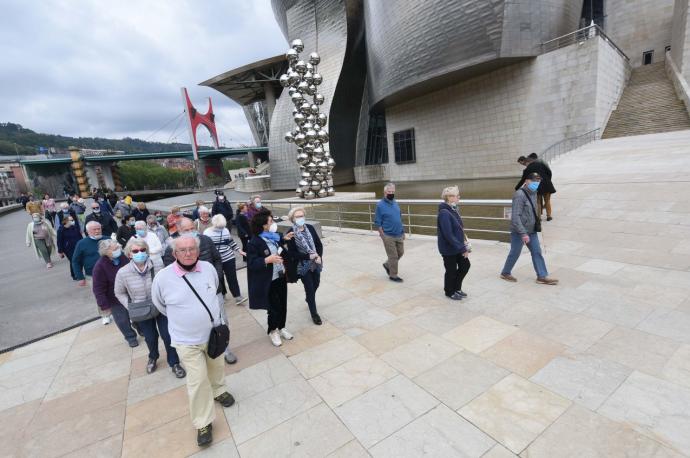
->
xmin=374 ymin=183 xmax=405 ymax=282
xmin=72 ymin=221 xmax=104 ymax=288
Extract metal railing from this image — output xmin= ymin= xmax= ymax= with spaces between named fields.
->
xmin=540 ymin=128 xmax=600 ymax=163
xmin=541 ymin=24 xmax=630 ymax=62
xmin=177 ymin=199 xmax=512 ymax=239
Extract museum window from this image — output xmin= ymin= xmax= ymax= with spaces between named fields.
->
xmin=365 ymin=112 xmax=388 ymax=165
xmin=393 ymin=128 xmax=416 ymax=164
xmin=643 ymin=50 xmax=654 ymax=65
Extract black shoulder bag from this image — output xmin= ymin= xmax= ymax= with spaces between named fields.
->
xmin=182 ymin=275 xmax=229 ymax=359
xmin=521 ymin=189 xmax=542 ymax=233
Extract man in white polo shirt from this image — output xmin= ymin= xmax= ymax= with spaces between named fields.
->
xmin=151 ymin=234 xmax=235 ymax=447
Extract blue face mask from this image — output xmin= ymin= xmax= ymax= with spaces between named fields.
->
xmin=255 ymin=202 xmax=262 ymax=209
xmin=295 ymin=217 xmax=306 ymax=226
xmin=128 ymin=220 xmax=135 ymax=226
xmin=89 ymin=235 xmax=101 ymax=240
xmin=136 ymin=229 xmax=146 ymax=237
xmin=132 ymin=252 xmax=148 ymax=263
xmin=527 ymin=181 xmax=540 ymax=192
xmin=111 ymin=249 xmax=122 ymax=259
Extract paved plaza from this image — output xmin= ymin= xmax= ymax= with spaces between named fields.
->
xmin=2 ymin=131 xmax=690 ymax=457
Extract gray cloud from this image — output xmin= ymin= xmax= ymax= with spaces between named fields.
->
xmin=0 ymin=0 xmax=287 ymax=146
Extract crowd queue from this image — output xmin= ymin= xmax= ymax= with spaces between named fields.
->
xmin=20 ymin=154 xmax=558 ymax=446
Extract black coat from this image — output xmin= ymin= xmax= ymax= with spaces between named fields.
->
xmin=212 ymin=200 xmax=235 ymax=226
xmin=162 ymin=234 xmax=225 ymax=295
xmin=285 ymin=225 xmax=323 ymax=281
xmin=116 ymin=224 xmax=136 ymax=248
xmin=246 ymin=234 xmax=294 ymax=310
xmin=515 ymin=160 xmax=556 ymax=195
xmin=132 ymin=208 xmax=150 ymax=221
xmin=236 ymin=213 xmax=251 ymax=239
xmin=85 ymin=212 xmax=118 ymax=237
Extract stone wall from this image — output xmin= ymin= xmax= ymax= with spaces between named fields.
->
xmin=671 ymin=0 xmax=690 ymax=81
xmin=355 ymin=35 xmax=629 ymax=183
xmin=605 ymin=0 xmax=674 ymax=67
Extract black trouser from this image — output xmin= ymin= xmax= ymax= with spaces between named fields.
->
xmin=110 ymin=303 xmax=137 ymax=342
xmin=442 ymin=253 xmax=471 ymax=296
xmin=66 ymin=253 xmax=76 ymax=280
xmin=267 ymin=276 xmax=288 ymax=333
xmin=239 ymin=235 xmax=249 ymax=262
xmin=300 ymin=270 xmax=321 ymax=317
xmin=222 ymin=258 xmax=241 ymax=297
xmin=138 ymin=314 xmax=179 ymax=367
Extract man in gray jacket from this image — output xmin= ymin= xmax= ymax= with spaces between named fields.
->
xmin=500 ymin=172 xmax=558 ymax=285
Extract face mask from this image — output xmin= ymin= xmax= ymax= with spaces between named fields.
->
xmin=178 ymin=260 xmax=197 ymax=272
xmin=450 ymin=202 xmax=457 ymax=208
xmin=156 ymin=216 xmax=163 ymax=222
xmin=295 ymin=217 xmax=306 ymax=226
xmin=89 ymin=235 xmax=101 ymax=240
xmin=218 ymin=196 xmax=225 ymax=201
xmin=136 ymin=229 xmax=146 ymax=237
xmin=92 ymin=208 xmax=100 ymax=214
xmin=255 ymin=202 xmax=262 ymax=209
xmin=269 ymin=222 xmax=278 ymax=233
xmin=132 ymin=252 xmax=148 ymax=263
xmin=527 ymin=182 xmax=540 ymax=192
xmin=111 ymin=249 xmax=122 ymax=259
xmin=127 ymin=221 xmax=135 ymax=226
xmin=386 ymin=194 xmax=395 ymax=200
xmin=33 ymin=217 xmax=41 ymax=223
xmin=191 ymin=231 xmax=198 ymax=238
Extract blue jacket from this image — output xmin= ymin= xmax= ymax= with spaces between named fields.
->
xmin=71 ymin=236 xmax=104 ymax=280
xmin=374 ymin=198 xmax=404 ymax=237
xmin=57 ymin=224 xmax=83 ymax=258
xmin=437 ymin=202 xmax=466 ymax=256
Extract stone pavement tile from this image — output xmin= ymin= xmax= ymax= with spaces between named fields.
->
xmin=413 ymin=351 xmax=509 ymax=410
xmin=380 ymin=333 xmax=461 ymax=378
xmin=227 ymin=317 xmax=267 ymax=348
xmin=636 ymin=308 xmax=690 ymax=344
xmin=188 ymin=437 xmax=240 ymax=458
xmin=0 ymin=399 xmax=41 ymax=457
xmin=0 ymin=342 xmax=70 ymax=378
xmin=224 ymin=377 xmax=321 ymax=444
xmin=442 ymin=315 xmax=518 ymax=354
xmin=523 ymin=404 xmax=683 ymax=458
xmin=480 ymin=330 xmax=565 ymax=378
xmin=326 ymin=440 xmax=370 ymax=457
xmin=385 ymin=295 xmax=444 ymax=318
xmin=492 ymin=300 xmax=565 ymax=331
xmin=534 ymin=312 xmax=614 ymax=351
xmin=9 ymin=328 xmax=79 ymax=360
xmin=320 ymin=296 xmax=374 ymax=323
xmin=237 ymin=403 xmax=353 ymax=457
xmin=224 ymin=335 xmax=282 ymax=375
xmin=599 ymin=371 xmax=690 ymax=453
xmin=289 ymin=334 xmax=368 ymax=379
xmin=575 ymin=259 xmax=627 ymax=275
xmin=29 ymin=376 xmax=129 ymax=433
xmin=68 ymin=327 xmax=125 ymax=361
xmin=334 ymin=375 xmax=438 ymax=449
xmin=332 ymin=306 xmax=397 ymax=337
xmin=122 ymin=404 xmax=230 ymax=458
xmin=482 ymin=444 xmax=517 ymax=457
xmin=341 ymin=273 xmax=396 ymax=298
xmin=124 ymin=386 xmax=189 ymax=438
xmin=355 ymin=318 xmax=427 ymax=356
xmin=588 ymin=327 xmax=681 ymax=376
xmin=130 ymin=351 xmax=174 ymax=379
xmin=366 ymin=285 xmax=422 ymax=309
xmin=581 ymin=294 xmax=655 ymax=328
xmin=678 ymin=298 xmax=690 ymax=314
xmin=412 ymin=303 xmax=479 ymax=334
xmin=0 ymin=359 xmax=61 ymax=412
xmin=279 ymin=321 xmax=343 ymax=357
xmin=64 ymin=432 xmax=123 ymax=458
xmin=458 ymin=374 xmax=571 ymax=454
xmin=225 ymin=354 xmax=301 ymax=402
xmin=309 ymin=353 xmax=398 ymax=408
xmin=632 ymin=284 xmax=690 ymax=309
xmin=530 ymin=354 xmax=632 ymax=410
xmin=551 ymin=288 xmax=601 ymax=313
xmin=19 ymin=401 xmax=126 ymax=458
xmin=661 ymin=345 xmax=690 ymax=389
xmin=369 ymin=404 xmax=495 ymax=457
xmin=126 ymin=361 xmax=186 ymax=405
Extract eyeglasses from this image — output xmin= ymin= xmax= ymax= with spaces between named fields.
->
xmin=175 ymin=248 xmax=198 ymax=254
xmin=131 ymin=248 xmax=147 ymax=254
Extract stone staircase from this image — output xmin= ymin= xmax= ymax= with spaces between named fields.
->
xmin=602 ymin=61 xmax=690 ymax=138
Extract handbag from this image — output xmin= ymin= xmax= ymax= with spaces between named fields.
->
xmin=182 ymin=275 xmax=229 ymax=359
xmin=128 ymin=267 xmax=160 ymax=322
xmin=521 ymin=189 xmax=542 ymax=233
xmin=463 ymin=232 xmax=472 ymax=253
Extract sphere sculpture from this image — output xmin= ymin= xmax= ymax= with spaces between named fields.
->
xmin=282 ymin=38 xmax=335 ymax=198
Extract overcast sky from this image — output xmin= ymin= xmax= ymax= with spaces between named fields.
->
xmin=0 ymin=0 xmax=287 ymax=146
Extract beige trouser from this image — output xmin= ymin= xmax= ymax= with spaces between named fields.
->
xmin=175 ymin=343 xmax=226 ymax=429
xmin=382 ymin=234 xmax=405 ymax=277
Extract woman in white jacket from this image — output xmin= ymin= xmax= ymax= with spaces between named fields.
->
xmin=133 ymin=220 xmax=163 ymax=269
xmin=26 ymin=213 xmax=57 ymax=268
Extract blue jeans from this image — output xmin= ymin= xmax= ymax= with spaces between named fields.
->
xmin=501 ymin=232 xmax=548 ymax=278
xmin=138 ymin=314 xmax=179 ymax=367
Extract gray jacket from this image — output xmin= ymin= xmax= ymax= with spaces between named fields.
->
xmin=114 ymin=259 xmax=157 ymax=308
xmin=510 ymin=187 xmax=539 ymax=235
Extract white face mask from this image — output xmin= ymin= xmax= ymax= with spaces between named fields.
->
xmin=269 ymin=222 xmax=278 ymax=233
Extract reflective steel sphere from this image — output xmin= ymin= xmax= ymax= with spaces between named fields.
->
xmin=297 ymin=153 xmax=309 ymax=164
xmin=294 ymin=133 xmax=306 ymax=146
xmin=301 ymin=170 xmax=311 ymax=179
xmin=312 ymin=73 xmax=323 ymax=85
xmin=307 ymin=84 xmax=317 ymax=96
xmin=327 ymin=187 xmax=335 ymax=196
xmin=305 ymin=129 xmax=317 ymax=142
xmin=314 ymin=172 xmax=324 ymax=181
xmin=310 ymin=179 xmax=321 ymax=190
xmin=279 ymin=74 xmax=290 ymax=87
xmin=317 ymin=189 xmax=327 ymax=198
xmin=314 ymin=94 xmax=325 ymax=105
xmin=302 ymin=122 xmax=314 ymax=131
xmin=304 ymin=190 xmax=315 ymax=200
xmin=288 ymin=71 xmax=300 ymax=84
xmin=309 ymin=52 xmax=321 ymax=65
xmin=291 ymin=39 xmax=304 ymax=52
xmin=318 ymin=160 xmax=328 ymax=173
xmin=310 ymin=104 xmax=319 ymax=114
xmin=286 ymin=48 xmax=299 ymax=61
xmin=295 ymin=60 xmax=307 ymax=74
xmin=300 ymin=102 xmax=311 ymax=112
xmin=296 ymin=188 xmax=305 ymax=198
xmin=298 ymin=179 xmax=309 ymax=191
xmin=302 ymin=144 xmax=314 ymax=154
xmin=317 ymin=113 xmax=327 ymax=125
xmin=327 ymin=157 xmax=336 ymax=169
xmin=306 ymin=63 xmax=314 ymax=72
xmin=284 ymin=132 xmax=294 ymax=143
xmin=297 ymin=81 xmax=309 ymax=91
xmin=306 ymin=161 xmax=318 ymax=172
xmin=303 ymin=71 xmax=313 ymax=84
xmin=317 ymin=130 xmax=329 ymax=143
xmin=293 ymin=112 xmax=306 ymax=125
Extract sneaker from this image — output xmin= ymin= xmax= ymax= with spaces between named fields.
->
xmin=46 ymin=263 xmax=53 ymax=269
xmin=224 ymin=350 xmax=238 ymax=364
xmin=279 ymin=328 xmax=294 ymax=340
xmin=234 ymin=295 xmax=248 ymax=305
xmin=536 ymin=277 xmax=559 ymax=285
xmin=546 ymin=216 xmax=553 ymax=221
xmin=311 ymin=314 xmax=323 ymax=325
xmin=214 ymin=392 xmax=235 ymax=408
xmin=269 ymin=329 xmax=282 ymax=347
xmin=146 ymin=358 xmax=157 ymax=374
xmin=101 ymin=315 xmax=111 ymax=325
xmin=128 ymin=339 xmax=139 ymax=348
xmin=389 ymin=276 xmax=403 ymax=283
xmin=457 ymin=291 xmax=468 ymax=298
xmin=382 ymin=263 xmax=390 ymax=275
xmin=500 ymin=274 xmax=517 ymax=282
xmin=172 ymin=363 xmax=186 ymax=378
xmin=447 ymin=291 xmax=463 ymax=300
xmin=197 ymin=423 xmax=213 ymax=447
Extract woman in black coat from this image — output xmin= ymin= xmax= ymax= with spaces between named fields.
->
xmin=57 ymin=215 xmax=83 ymax=280
xmin=212 ymin=194 xmax=234 ymax=227
xmin=235 ymin=202 xmax=251 ymax=261
xmin=246 ymin=210 xmax=295 ymax=347
xmin=116 ymin=216 xmax=136 ymax=248
xmin=285 ymin=207 xmax=323 ymax=325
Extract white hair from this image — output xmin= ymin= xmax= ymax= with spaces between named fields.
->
xmin=134 ymin=220 xmax=146 ymax=230
xmin=169 ymin=234 xmax=201 ymax=251
xmin=441 ymin=186 xmax=459 ymax=201
xmin=199 ymin=205 xmax=210 ymax=214
xmin=124 ymin=238 xmax=148 ymax=256
xmin=384 ymin=182 xmax=396 ymax=192
xmin=287 ymin=206 xmax=306 ymax=222
xmin=211 ymin=214 xmax=227 ymax=228
xmin=85 ymin=221 xmax=101 ymax=233
xmin=98 ymin=239 xmax=120 ymax=257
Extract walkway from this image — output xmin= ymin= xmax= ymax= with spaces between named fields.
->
xmin=2 ymin=130 xmax=690 ymax=457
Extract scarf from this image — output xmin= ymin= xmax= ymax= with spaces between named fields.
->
xmin=259 ymin=231 xmax=280 ymax=242
xmin=293 ymin=225 xmax=321 ymax=275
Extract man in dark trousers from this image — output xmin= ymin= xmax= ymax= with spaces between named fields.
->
xmin=515 ymin=154 xmax=556 ymax=221
xmin=85 ymin=202 xmax=118 ymax=237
